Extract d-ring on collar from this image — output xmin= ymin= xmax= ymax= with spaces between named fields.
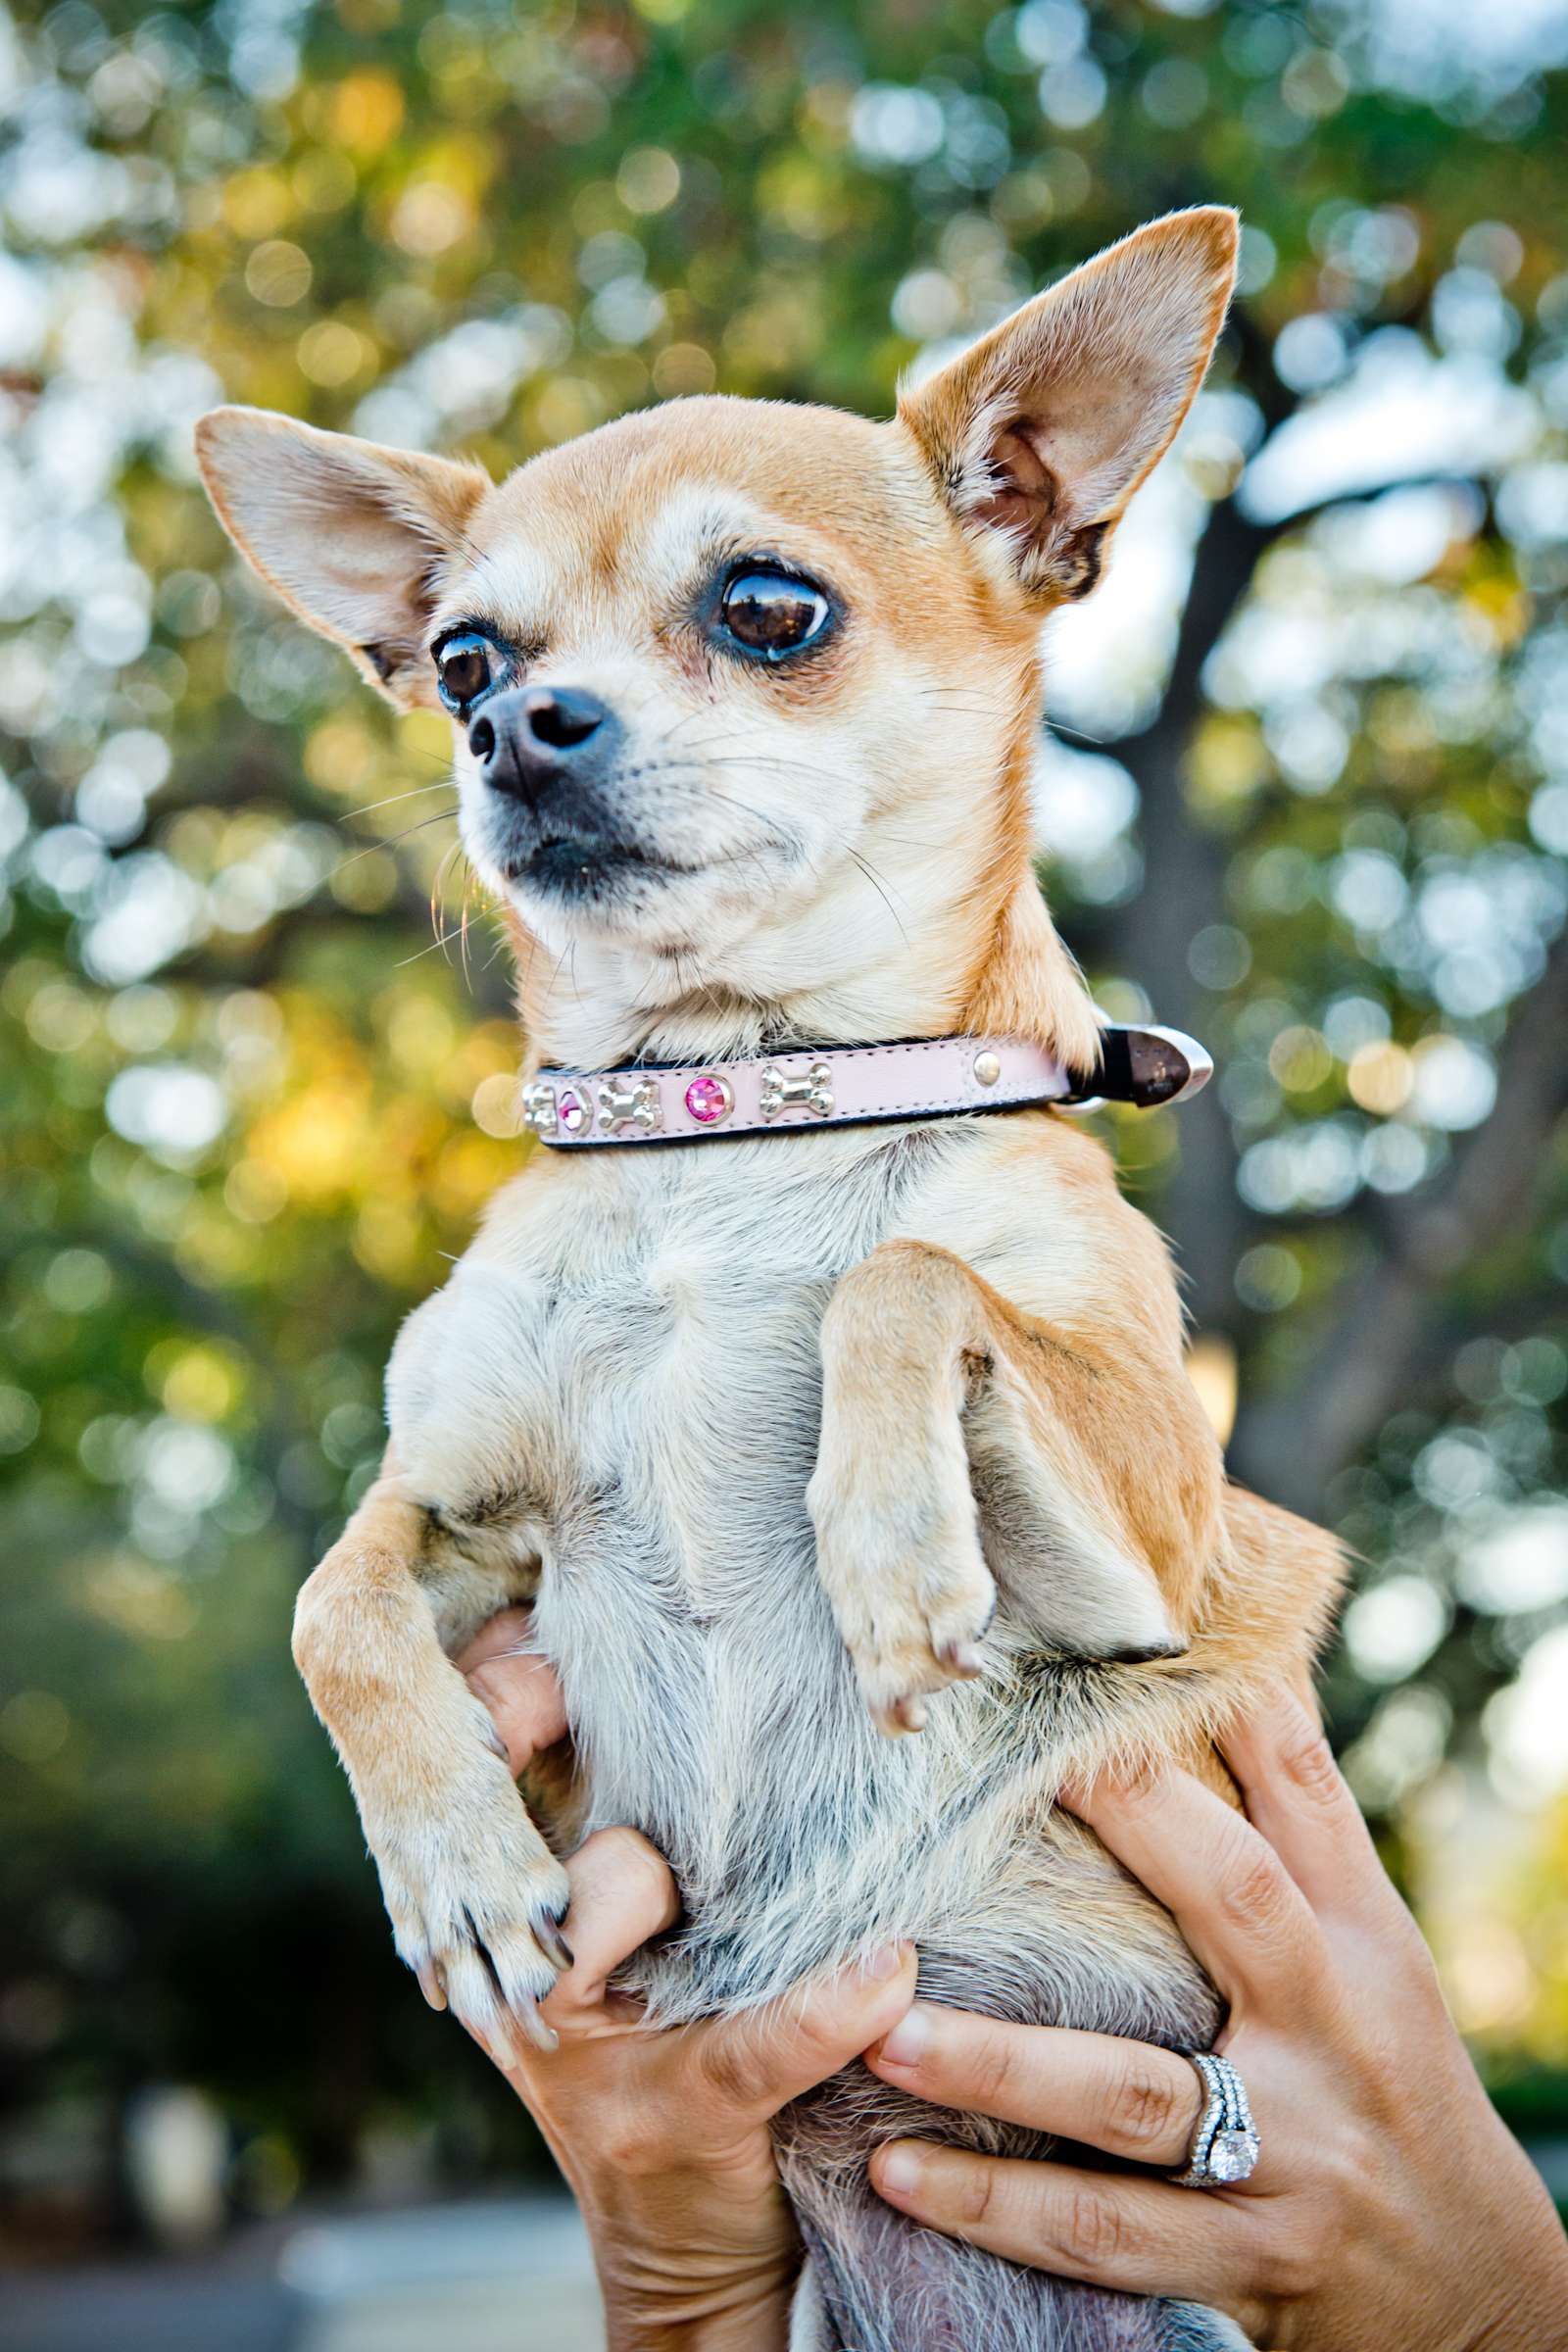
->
xmin=519 ymin=1023 xmax=1212 ymax=1148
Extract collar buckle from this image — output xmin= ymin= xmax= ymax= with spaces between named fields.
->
xmin=1063 ymin=1023 xmax=1213 ymax=1113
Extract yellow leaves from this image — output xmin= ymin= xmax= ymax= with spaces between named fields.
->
xmin=83 ymin=1556 xmax=197 ymax=1642
xmin=398 ymin=709 xmax=451 ymax=770
xmin=353 ymin=1195 xmax=423 ymax=1281
xmin=221 ymin=167 xmax=293 ymax=241
xmin=328 ymin=849 xmax=399 ymax=912
xmin=226 ymin=994 xmax=521 ymax=1286
xmin=415 ymin=15 xmax=509 ymax=122
xmin=432 ymin=1129 xmax=518 ymax=1217
xmin=249 ymin=1081 xmax=372 ymax=1205
xmin=1348 ymin=1039 xmax=1414 ymax=1114
xmin=1268 ymin=1024 xmax=1333 ymax=1094
xmin=152 ymin=1342 xmax=247 ymax=1424
xmin=389 ymin=180 xmax=474 ymax=259
xmin=616 ymin=146 xmax=681 ymax=215
xmin=24 ymin=978 xmax=98 ymax=1054
xmin=304 ymin=717 xmax=378 ymax=797
xmin=384 ymin=991 xmax=458 ymax=1075
xmin=723 ymin=285 xmax=824 ymax=383
xmin=296 ymin=319 xmax=374 ymax=389
xmin=245 ymin=241 xmax=314 ymax=308
xmin=755 ymin=153 xmax=844 ymax=243
xmin=1186 ymin=1334 xmax=1238 ymax=1446
xmin=293 ymin=149 xmax=357 ymax=215
xmin=532 ymin=377 xmax=609 ymax=444
xmin=1466 ymin=570 xmax=1531 ymax=649
xmin=1186 ymin=713 xmax=1269 ymax=815
xmin=224 ymin=1159 xmax=287 ymax=1225
xmin=334 ymin=0 xmax=400 ymax=31
xmin=653 ymin=343 xmax=716 ymax=397
xmin=327 ymin=70 xmax=405 ymax=157
xmin=798 ymin=79 xmax=856 ymax=149
xmin=385 ymin=135 xmax=496 ymax=259
xmin=174 ymin=1202 xmax=272 ymax=1290
xmin=470 ymin=1072 xmax=524 ymax=1138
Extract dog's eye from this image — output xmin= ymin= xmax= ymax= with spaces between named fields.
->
xmin=719 ymin=570 xmax=830 ymax=661
xmin=434 ymin=632 xmax=494 ymax=708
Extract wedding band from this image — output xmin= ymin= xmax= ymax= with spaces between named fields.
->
xmin=1171 ymin=2050 xmax=1260 ymax=2187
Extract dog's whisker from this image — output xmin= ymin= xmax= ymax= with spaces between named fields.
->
xmin=332 ymin=808 xmax=456 ymax=876
xmin=341 ymin=779 xmax=459 ymax=824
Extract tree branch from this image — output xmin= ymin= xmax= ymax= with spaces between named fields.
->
xmin=1079 ymin=466 xmax=1501 ymax=1333
xmin=1228 ymin=923 xmax=1568 ymax=1509
xmin=1084 ymin=492 xmax=1280 ymax=1333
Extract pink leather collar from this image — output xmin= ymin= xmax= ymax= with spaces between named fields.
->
xmin=521 ymin=1024 xmax=1210 ymax=1149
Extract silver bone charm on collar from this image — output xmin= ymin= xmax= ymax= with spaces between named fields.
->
xmin=596 ymin=1074 xmax=662 ymax=1136
xmin=520 ymin=1080 xmax=558 ymax=1138
xmin=760 ymin=1060 xmax=833 ymax=1121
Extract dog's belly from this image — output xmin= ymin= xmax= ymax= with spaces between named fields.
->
xmin=386 ymin=1122 xmax=1210 ymax=2041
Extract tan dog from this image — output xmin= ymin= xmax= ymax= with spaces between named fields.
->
xmin=198 ymin=208 xmax=1341 ymax=2351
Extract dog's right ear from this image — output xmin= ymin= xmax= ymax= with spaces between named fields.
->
xmin=194 ymin=407 xmax=490 ymax=706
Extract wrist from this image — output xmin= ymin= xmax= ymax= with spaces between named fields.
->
xmin=579 ymin=2170 xmax=801 ymax=2352
xmin=602 ymin=2278 xmax=795 ymax=2352
xmin=597 ymin=2243 xmax=798 ymax=2352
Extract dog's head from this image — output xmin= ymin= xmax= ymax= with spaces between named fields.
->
xmin=197 ymin=209 xmax=1235 ymax=1067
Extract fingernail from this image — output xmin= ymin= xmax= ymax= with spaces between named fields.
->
xmin=865 ymin=1940 xmax=905 ymax=1981
xmin=877 ymin=2003 xmax=932 ymax=2068
xmin=877 ymin=2143 xmax=922 ymax=2197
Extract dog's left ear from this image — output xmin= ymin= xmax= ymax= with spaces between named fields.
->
xmin=899 ymin=207 xmax=1238 ymax=603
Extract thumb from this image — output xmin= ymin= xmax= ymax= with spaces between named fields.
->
xmin=458 ymin=1610 xmax=568 ymax=1776
xmin=680 ymin=1943 xmax=919 ymax=2128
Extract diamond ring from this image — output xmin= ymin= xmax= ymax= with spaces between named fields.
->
xmin=1171 ymin=2050 xmax=1260 ymax=2188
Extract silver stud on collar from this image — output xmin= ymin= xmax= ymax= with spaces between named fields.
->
xmin=760 ymin=1061 xmax=834 ymax=1121
xmin=596 ymin=1074 xmax=662 ymax=1136
xmin=973 ymin=1050 xmax=1002 ymax=1087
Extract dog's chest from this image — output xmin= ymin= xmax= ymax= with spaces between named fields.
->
xmin=386 ymin=1125 xmax=953 ymax=1611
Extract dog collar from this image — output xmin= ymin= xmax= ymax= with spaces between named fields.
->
xmin=520 ymin=1023 xmax=1211 ymax=1149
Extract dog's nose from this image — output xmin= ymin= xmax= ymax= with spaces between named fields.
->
xmin=468 ymin=685 xmax=612 ymax=790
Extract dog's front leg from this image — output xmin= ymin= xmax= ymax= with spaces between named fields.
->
xmin=808 ymin=1241 xmax=1219 ymax=1732
xmin=292 ymin=1472 xmax=571 ymax=2058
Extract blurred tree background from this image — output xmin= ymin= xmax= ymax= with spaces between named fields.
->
xmin=3 ymin=0 xmax=1567 ymax=2258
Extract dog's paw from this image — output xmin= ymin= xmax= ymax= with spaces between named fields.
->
xmin=839 ymin=1557 xmax=996 ymax=1737
xmin=808 ymin=1450 xmax=996 ymax=1737
xmin=370 ymin=1775 xmax=573 ymax=2063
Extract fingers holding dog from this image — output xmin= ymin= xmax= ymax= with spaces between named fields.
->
xmin=866 ymin=2007 xmax=1206 ymax=2171
xmin=677 ymin=1943 xmax=919 ymax=2130
xmin=458 ymin=1609 xmax=569 ymax=1775
xmin=869 ymin=2142 xmax=1263 ymax=2322
xmin=537 ymin=1828 xmax=682 ymax=2037
xmin=1063 ymin=1761 xmax=1329 ymax=2016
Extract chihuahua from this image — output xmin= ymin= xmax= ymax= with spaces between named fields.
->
xmin=198 ymin=208 xmax=1341 ymax=2351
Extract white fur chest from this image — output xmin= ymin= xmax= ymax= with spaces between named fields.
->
xmin=384 ymin=1123 xmax=949 ymax=1606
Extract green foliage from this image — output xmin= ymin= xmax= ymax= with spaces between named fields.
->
xmin=2 ymin=0 xmax=1566 ymax=2234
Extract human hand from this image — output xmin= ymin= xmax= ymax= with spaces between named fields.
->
xmin=863 ymin=1690 xmax=1568 ymax=2352
xmin=458 ymin=1612 xmax=917 ymax=2352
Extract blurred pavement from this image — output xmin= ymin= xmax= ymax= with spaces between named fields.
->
xmin=0 ymin=2197 xmax=604 ymax=2352
xmin=285 ymin=2198 xmax=605 ymax=2352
